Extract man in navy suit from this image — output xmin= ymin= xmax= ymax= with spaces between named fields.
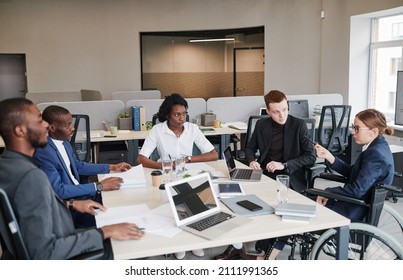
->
xmin=34 ymin=105 xmax=131 ymax=227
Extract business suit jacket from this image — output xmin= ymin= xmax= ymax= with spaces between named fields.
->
xmin=34 ymin=138 xmax=109 ymax=200
xmin=245 ymin=115 xmax=316 ymax=192
xmin=326 ymin=135 xmax=394 ymax=221
xmin=0 ymin=150 xmax=104 ymax=259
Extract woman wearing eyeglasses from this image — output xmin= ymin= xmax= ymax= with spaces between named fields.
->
xmin=314 ymin=108 xmax=394 ymax=221
xmin=256 ymin=108 xmax=395 ymax=261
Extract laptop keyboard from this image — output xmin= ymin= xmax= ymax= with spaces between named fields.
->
xmin=234 ymin=169 xmax=253 ymax=179
xmin=187 ymin=212 xmax=233 ymax=231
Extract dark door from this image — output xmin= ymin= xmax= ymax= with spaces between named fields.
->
xmin=0 ymin=54 xmax=27 ymax=101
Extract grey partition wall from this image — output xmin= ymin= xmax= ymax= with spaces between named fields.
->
xmin=112 ymin=90 xmax=161 ymax=103
xmin=207 ymin=96 xmax=265 ymax=123
xmin=125 ymin=98 xmax=206 ymax=123
xmin=26 ymin=91 xmax=82 ymax=104
xmin=37 ymin=100 xmax=125 ymax=130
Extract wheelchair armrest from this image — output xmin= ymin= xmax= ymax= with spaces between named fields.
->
xmin=317 ymin=173 xmax=347 ymax=183
xmin=69 ymin=249 xmax=104 ymax=260
xmin=378 ymin=184 xmax=403 ymax=194
xmin=305 ymin=188 xmax=368 ymax=207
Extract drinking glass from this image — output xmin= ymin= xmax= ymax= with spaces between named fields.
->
xmin=276 ymin=175 xmax=290 ymax=203
xmin=175 ymin=157 xmax=186 ymax=179
xmin=161 ymin=159 xmax=173 ymax=183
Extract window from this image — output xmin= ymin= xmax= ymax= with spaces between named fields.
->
xmin=369 ymin=14 xmax=403 ymax=122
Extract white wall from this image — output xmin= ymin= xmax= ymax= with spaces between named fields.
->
xmin=1 ymin=0 xmax=402 ymax=101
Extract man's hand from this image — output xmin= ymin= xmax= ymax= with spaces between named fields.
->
xmin=73 ymin=200 xmax=106 ymax=215
xmin=265 ymin=161 xmax=284 ymax=173
xmin=110 ymin=162 xmax=131 ymax=172
xmin=100 ymin=177 xmax=123 ymax=191
xmin=316 ymin=196 xmax=328 ymax=206
xmin=249 ymin=161 xmax=261 ymax=170
xmin=101 ymin=223 xmax=145 ymax=240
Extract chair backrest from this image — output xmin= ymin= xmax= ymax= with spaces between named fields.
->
xmin=366 ymin=184 xmax=389 ymax=226
xmin=317 ymin=105 xmax=351 ymax=155
xmin=70 ymin=114 xmax=92 ymax=162
xmin=0 ymin=188 xmax=30 ymax=259
xmin=81 ymin=89 xmax=102 ymax=101
xmin=244 ymin=115 xmax=269 ymax=149
xmin=302 ymin=118 xmax=316 ymax=142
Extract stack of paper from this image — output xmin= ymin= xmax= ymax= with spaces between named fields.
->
xmin=275 ymin=203 xmax=316 ymax=223
xmin=225 ymin=122 xmax=248 ymax=130
xmin=100 ymin=164 xmax=146 ymax=189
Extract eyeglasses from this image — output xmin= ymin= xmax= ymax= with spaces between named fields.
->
xmin=351 ymin=124 xmax=370 ymax=134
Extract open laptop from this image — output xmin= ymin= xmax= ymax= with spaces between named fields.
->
xmin=223 ymin=146 xmax=263 ymax=181
xmin=165 ymin=172 xmax=251 ymax=240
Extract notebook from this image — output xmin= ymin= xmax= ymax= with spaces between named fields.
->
xmin=223 ymin=146 xmax=262 ymax=181
xmin=165 ymin=172 xmax=251 ymax=240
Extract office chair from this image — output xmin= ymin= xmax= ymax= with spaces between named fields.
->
xmin=282 ymin=173 xmax=403 ymax=260
xmin=317 ymin=105 xmax=351 ymax=160
xmin=80 ymin=89 xmax=102 ymax=101
xmin=70 ymin=114 xmax=92 ymax=163
xmin=0 ymin=188 xmax=104 ymax=260
xmin=236 ymin=115 xmax=269 ymax=165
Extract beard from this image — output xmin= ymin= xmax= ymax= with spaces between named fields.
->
xmin=28 ymin=129 xmax=48 ymax=148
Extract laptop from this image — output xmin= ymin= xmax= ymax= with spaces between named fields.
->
xmin=165 ymin=172 xmax=251 ymax=240
xmin=223 ymin=146 xmax=263 ymax=181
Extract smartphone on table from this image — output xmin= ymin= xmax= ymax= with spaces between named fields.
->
xmin=236 ymin=200 xmax=263 ymax=212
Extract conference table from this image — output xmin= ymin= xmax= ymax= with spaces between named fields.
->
xmin=101 ymin=160 xmax=350 ymax=260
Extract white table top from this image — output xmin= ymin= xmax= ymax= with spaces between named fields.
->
xmin=102 ymin=160 xmax=350 ymax=260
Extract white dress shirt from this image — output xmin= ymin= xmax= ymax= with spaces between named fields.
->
xmin=139 ymin=121 xmax=215 ymax=160
xmin=51 ymin=138 xmax=80 ymax=185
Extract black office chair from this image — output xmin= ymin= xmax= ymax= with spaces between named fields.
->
xmin=236 ymin=115 xmax=269 ymax=165
xmin=70 ymin=114 xmax=92 ymax=163
xmin=317 ymin=105 xmax=351 ymax=160
xmin=0 ymin=188 xmax=104 ymax=260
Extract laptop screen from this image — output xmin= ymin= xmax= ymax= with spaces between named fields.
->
xmin=223 ymin=146 xmax=236 ymax=174
xmin=165 ymin=173 xmax=220 ymax=226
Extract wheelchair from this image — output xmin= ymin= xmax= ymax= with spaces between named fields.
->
xmin=280 ymin=172 xmax=403 ymax=260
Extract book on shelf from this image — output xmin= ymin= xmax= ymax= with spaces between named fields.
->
xmin=139 ymin=106 xmax=146 ymax=131
xmin=275 ymin=203 xmax=316 ymax=218
xmin=132 ymin=106 xmax=140 ymax=131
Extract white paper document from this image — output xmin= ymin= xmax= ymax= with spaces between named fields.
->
xmin=95 ymin=204 xmax=178 ymax=237
xmin=100 ymin=164 xmax=146 ymax=188
xmin=223 ymin=122 xmax=248 ymax=130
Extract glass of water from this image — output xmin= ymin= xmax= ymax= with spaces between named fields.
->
xmin=161 ymin=159 xmax=173 ymax=183
xmin=276 ymin=175 xmax=290 ymax=203
xmin=175 ymin=157 xmax=186 ymax=179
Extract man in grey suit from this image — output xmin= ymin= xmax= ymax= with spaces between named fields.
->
xmin=0 ymin=98 xmax=144 ymax=259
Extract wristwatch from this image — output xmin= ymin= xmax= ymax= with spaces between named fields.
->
xmin=68 ymin=199 xmax=75 ymax=211
xmin=283 ymin=162 xmax=289 ymax=174
xmin=96 ymin=182 xmax=103 ymax=194
xmin=187 ymin=156 xmax=192 ymax=163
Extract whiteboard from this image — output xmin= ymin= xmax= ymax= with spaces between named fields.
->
xmin=395 ymin=71 xmax=403 ymax=125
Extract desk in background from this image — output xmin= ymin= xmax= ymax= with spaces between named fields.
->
xmin=84 ymin=127 xmax=246 ymax=165
xmin=102 ymin=160 xmax=350 ymax=260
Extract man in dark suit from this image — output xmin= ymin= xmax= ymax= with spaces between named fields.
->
xmin=0 ymin=98 xmax=143 ymax=259
xmin=34 ymin=105 xmax=131 ymax=227
xmin=245 ymin=89 xmax=316 ymax=192
xmin=215 ymin=89 xmax=316 ymax=260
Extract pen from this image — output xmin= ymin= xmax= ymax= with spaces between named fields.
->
xmin=304 ymin=135 xmax=316 ymax=146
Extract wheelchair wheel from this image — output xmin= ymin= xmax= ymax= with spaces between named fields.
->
xmin=310 ymin=223 xmax=403 ymax=260
xmin=378 ymin=203 xmax=403 ymax=245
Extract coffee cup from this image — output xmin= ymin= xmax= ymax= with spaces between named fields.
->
xmin=109 ymin=126 xmax=118 ymax=136
xmin=151 ymin=170 xmax=163 ymax=187
xmin=213 ymin=119 xmax=221 ymax=128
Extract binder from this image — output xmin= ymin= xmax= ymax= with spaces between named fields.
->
xmin=139 ymin=106 xmax=146 ymax=131
xmin=132 ymin=106 xmax=140 ymax=131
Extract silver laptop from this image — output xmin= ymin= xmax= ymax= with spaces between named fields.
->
xmin=223 ymin=146 xmax=263 ymax=181
xmin=165 ymin=172 xmax=251 ymax=240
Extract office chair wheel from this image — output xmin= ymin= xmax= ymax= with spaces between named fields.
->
xmin=310 ymin=223 xmax=403 ymax=260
